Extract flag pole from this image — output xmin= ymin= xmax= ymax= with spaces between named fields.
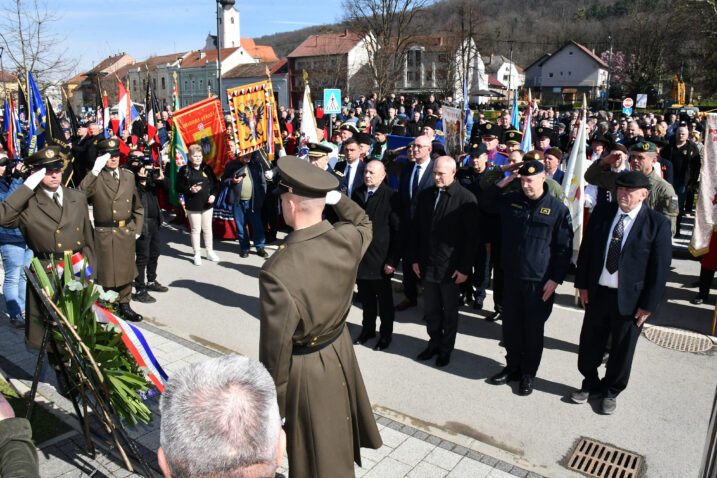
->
xmin=265 ymin=64 xmax=285 ymax=158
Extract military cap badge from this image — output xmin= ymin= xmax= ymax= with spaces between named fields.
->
xmin=47 ymin=149 xmax=55 ymax=158
xmin=642 ymin=142 xmax=650 ymax=151
xmin=528 ymin=166 xmax=535 ymax=173
xmin=486 ymin=124 xmax=491 ymax=129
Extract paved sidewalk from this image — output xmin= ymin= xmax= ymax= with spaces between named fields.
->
xmin=0 ymin=319 xmax=546 ymax=478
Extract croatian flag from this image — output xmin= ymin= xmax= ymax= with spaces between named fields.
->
xmin=117 ymin=82 xmax=140 ymax=135
xmin=54 ymin=252 xmax=93 ymax=278
xmin=92 ymin=304 xmax=168 ymax=392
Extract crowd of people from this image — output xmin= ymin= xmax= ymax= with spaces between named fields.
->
xmin=0 ymin=89 xmax=713 ymax=477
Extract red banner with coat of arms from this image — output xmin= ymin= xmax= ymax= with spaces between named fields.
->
xmin=172 ymin=97 xmax=227 ymax=175
xmin=226 ymin=79 xmax=282 ymax=156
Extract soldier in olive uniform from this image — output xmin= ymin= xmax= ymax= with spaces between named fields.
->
xmin=259 ymin=156 xmax=382 ymax=478
xmin=584 ymin=140 xmax=678 ymax=234
xmin=79 ymin=138 xmax=144 ymax=322
xmin=0 ymin=146 xmax=95 ymax=349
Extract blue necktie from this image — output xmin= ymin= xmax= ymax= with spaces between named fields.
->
xmin=366 ymin=190 xmax=374 ymax=202
xmin=411 ymin=164 xmax=421 ymax=198
xmin=346 ymin=164 xmax=352 ymax=196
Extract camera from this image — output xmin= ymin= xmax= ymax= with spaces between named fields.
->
xmin=0 ymin=156 xmax=11 ymax=167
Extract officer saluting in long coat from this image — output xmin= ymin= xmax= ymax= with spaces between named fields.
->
xmin=0 ymin=145 xmax=95 ymax=349
xmin=259 ymin=156 xmax=382 ymax=478
xmin=79 ymin=138 xmax=144 ymax=322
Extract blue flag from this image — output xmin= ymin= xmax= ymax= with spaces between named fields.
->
xmin=27 ymin=71 xmax=46 ymax=128
xmin=511 ymin=90 xmax=520 ymax=130
xmin=2 ymin=100 xmax=9 ymax=133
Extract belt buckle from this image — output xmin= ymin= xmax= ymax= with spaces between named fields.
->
xmin=118 ymin=220 xmax=126 ymax=227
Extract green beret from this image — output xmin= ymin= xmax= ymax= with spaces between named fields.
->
xmin=630 ymin=141 xmax=657 ymax=153
xmin=276 ymin=155 xmax=339 ymax=198
xmin=27 ymin=146 xmax=64 ymax=170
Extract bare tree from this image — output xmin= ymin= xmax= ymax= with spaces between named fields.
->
xmin=342 ymin=0 xmax=428 ymax=99
xmin=0 ymin=0 xmax=77 ymax=92
xmin=435 ymin=0 xmax=482 ymax=100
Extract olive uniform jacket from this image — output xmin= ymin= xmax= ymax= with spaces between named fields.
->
xmin=0 ymin=185 xmax=95 ymax=348
xmin=584 ymin=160 xmax=677 ymax=234
xmin=259 ymin=194 xmax=382 ymax=478
xmin=80 ymin=169 xmax=144 ymax=288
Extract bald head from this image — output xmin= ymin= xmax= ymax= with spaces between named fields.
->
xmin=364 ymin=160 xmax=386 ymax=188
xmin=433 ymin=156 xmax=456 ymax=188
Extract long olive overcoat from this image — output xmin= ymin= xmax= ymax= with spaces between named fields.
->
xmin=259 ymin=194 xmax=382 ymax=478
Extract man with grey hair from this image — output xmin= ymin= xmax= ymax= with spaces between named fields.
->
xmin=158 ymin=355 xmax=286 ymax=478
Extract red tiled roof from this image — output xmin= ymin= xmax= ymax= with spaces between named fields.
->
xmin=239 ymin=39 xmax=279 ymax=63
xmin=488 ymin=75 xmax=505 ymax=88
xmin=571 ymin=41 xmax=609 ymax=68
xmin=223 ymin=61 xmax=286 ymax=79
xmin=89 ymin=53 xmax=130 ymax=74
xmin=288 ymin=32 xmax=364 ymax=58
xmin=181 ymin=48 xmax=240 ymax=68
xmin=0 ymin=71 xmax=18 ymax=82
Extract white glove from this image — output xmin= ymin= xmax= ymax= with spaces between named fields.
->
xmin=278 ymin=149 xmax=287 ymax=157
xmin=136 ymin=234 xmax=141 ymax=239
xmin=92 ymin=153 xmax=111 ymax=175
xmin=325 ymin=190 xmax=341 ymax=205
xmin=24 ymin=168 xmax=46 ymax=190
xmin=264 ymin=170 xmax=274 ymax=180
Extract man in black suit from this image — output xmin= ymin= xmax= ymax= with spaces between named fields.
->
xmin=334 ymin=138 xmax=365 ymax=199
xmin=395 ymin=135 xmax=435 ymax=311
xmin=411 ymin=156 xmax=478 ymax=367
xmin=571 ymin=171 xmax=672 ymax=414
xmin=352 ymin=161 xmax=401 ymax=350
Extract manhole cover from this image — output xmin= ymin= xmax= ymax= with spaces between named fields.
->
xmin=566 ymin=437 xmax=643 ymax=478
xmin=643 ymin=326 xmax=713 ymax=353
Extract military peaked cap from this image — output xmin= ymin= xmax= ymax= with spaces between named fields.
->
xmin=307 ymin=142 xmax=332 ymax=158
xmin=27 ymin=145 xmax=64 ymax=170
xmin=276 ymin=155 xmax=339 ymax=198
xmin=98 ymin=138 xmax=122 ymax=155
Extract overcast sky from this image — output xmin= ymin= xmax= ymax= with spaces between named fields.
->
xmin=47 ymin=0 xmax=345 ymax=74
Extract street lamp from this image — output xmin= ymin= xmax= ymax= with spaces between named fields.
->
xmin=216 ymin=0 xmax=235 ymax=111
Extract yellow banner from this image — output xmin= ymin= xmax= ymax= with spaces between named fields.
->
xmin=226 ymin=80 xmax=281 ymax=156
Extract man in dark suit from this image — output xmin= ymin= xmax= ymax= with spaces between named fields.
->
xmin=333 ymin=138 xmax=365 ymax=199
xmin=352 ymin=161 xmax=401 ymax=350
xmin=307 ymin=142 xmax=342 ymax=223
xmin=571 ymin=171 xmax=672 ymax=414
xmin=395 ymin=135 xmax=435 ymax=311
xmin=411 ymin=156 xmax=478 ymax=367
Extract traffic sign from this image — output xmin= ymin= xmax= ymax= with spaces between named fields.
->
xmin=323 ymin=89 xmax=341 ymax=114
xmin=622 ymin=106 xmax=633 ymax=116
xmin=622 ymin=97 xmax=633 ymax=108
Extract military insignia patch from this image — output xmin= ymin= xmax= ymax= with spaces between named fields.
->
xmin=486 ymin=124 xmax=492 ymax=129
xmin=642 ymin=142 xmax=650 ymax=151
xmin=537 ymin=128 xmax=543 ymax=134
xmin=528 ymin=166 xmax=535 ymax=173
xmin=335 ymin=171 xmax=344 ymax=177
xmin=682 ymin=149 xmax=687 ymax=155
xmin=511 ymin=203 xmax=523 ymax=209
xmin=473 ymin=144 xmax=478 ymax=148
xmin=539 ymin=207 xmax=551 ymax=215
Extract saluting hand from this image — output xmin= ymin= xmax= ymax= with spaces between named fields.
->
xmin=93 ymin=153 xmax=111 ymax=173
xmin=496 ymin=173 xmax=518 ymax=189
xmin=24 ymin=168 xmax=46 ymax=190
xmin=541 ymin=280 xmax=558 ymax=302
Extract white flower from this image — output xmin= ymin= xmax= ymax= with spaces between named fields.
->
xmin=66 ymin=280 xmax=84 ymax=291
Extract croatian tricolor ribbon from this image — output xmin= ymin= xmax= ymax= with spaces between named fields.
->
xmin=53 ymin=252 xmax=93 ymax=278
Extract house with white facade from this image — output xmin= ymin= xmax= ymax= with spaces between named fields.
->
xmin=482 ymin=54 xmax=525 ymax=92
xmin=394 ymin=35 xmax=487 ymax=103
xmin=287 ymin=31 xmax=372 ymax=108
xmin=524 ymin=41 xmax=608 ymax=103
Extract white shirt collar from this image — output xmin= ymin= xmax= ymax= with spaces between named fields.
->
xmin=41 ymin=186 xmax=63 ymax=203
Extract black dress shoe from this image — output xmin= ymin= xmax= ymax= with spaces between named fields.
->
xmin=519 ymin=375 xmax=534 ymax=396
xmin=472 ymin=300 xmax=483 ymax=311
xmin=395 ymin=298 xmax=417 ymax=311
xmin=374 ymin=336 xmax=391 ymax=351
xmin=353 ymin=331 xmax=376 ymax=345
xmin=486 ymin=310 xmax=502 ymax=322
xmin=146 ymin=281 xmax=168 ymax=293
xmin=118 ymin=303 xmax=143 ymax=322
xmin=239 ymin=251 xmax=249 ymax=258
xmin=256 ymin=248 xmax=269 ymax=258
xmin=690 ymin=295 xmax=707 ymax=305
xmin=417 ymin=345 xmax=438 ymax=361
xmin=132 ymin=289 xmax=156 ymax=304
xmin=489 ymin=367 xmax=519 ymax=385
xmin=436 ymin=353 xmax=450 ymax=367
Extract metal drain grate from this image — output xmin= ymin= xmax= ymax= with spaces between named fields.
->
xmin=566 ymin=438 xmax=643 ymax=478
xmin=643 ymin=326 xmax=713 ymax=353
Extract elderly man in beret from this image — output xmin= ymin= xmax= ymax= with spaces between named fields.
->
xmin=259 ymin=156 xmax=381 ymax=477
xmin=584 ymin=140 xmax=677 ymax=234
xmin=571 ymin=171 xmax=672 ymax=414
